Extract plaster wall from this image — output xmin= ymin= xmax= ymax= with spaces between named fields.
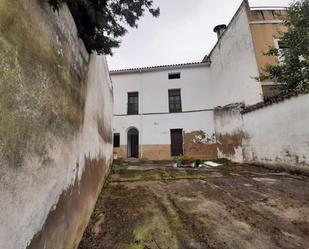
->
xmin=113 ymin=110 xmax=216 ymax=159
xmin=112 ymin=65 xmax=213 ymax=115
xmin=208 ymin=2 xmax=263 ymax=106
xmin=111 ymin=1 xmax=269 ymax=160
xmin=214 ymin=95 xmax=309 ymax=173
xmin=248 ymin=9 xmax=287 ymax=75
xmin=242 ymin=95 xmax=309 ymax=168
xmin=112 ymin=65 xmax=217 ymax=159
xmin=247 ymin=8 xmax=288 ymax=97
xmin=213 ymin=104 xmax=245 ymax=162
xmin=0 ymin=1 xmax=113 ymax=248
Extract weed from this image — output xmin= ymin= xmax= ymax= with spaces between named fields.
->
xmin=161 ymin=170 xmax=172 ymax=179
xmin=111 ymin=160 xmax=128 ymax=174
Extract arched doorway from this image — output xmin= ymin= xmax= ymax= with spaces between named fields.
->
xmin=127 ymin=127 xmax=139 ymax=158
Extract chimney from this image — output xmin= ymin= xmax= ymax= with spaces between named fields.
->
xmin=213 ymin=24 xmax=227 ymax=40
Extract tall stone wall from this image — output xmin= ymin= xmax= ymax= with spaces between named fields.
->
xmin=0 ymin=1 xmax=113 ymax=249
xmin=214 ymin=95 xmax=309 ymax=175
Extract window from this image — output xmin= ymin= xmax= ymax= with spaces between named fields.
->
xmin=168 ymin=89 xmax=182 ymax=113
xmin=274 ymin=39 xmax=289 ymax=64
xmin=168 ymin=72 xmax=181 ymax=80
xmin=127 ymin=92 xmax=139 ymax=115
xmin=113 ymin=133 xmax=120 ymax=148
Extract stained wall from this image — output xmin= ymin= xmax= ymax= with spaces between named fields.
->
xmin=214 ymin=95 xmax=309 ymax=174
xmin=0 ymin=1 xmax=113 ymax=248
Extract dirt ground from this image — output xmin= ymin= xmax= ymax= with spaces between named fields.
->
xmin=78 ymin=163 xmax=309 ymax=249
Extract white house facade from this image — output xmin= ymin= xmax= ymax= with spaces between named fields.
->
xmin=110 ymin=0 xmax=286 ymax=160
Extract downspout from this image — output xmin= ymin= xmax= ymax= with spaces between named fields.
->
xmin=139 ymin=69 xmax=143 ymax=158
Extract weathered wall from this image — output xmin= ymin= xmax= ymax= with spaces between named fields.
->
xmin=111 ymin=1 xmax=272 ymax=161
xmin=112 ymin=65 xmax=217 ymax=160
xmin=248 ymin=8 xmax=288 ymax=97
xmin=113 ymin=110 xmax=217 ymax=160
xmin=214 ymin=104 xmax=245 ymax=162
xmin=208 ymin=0 xmax=263 ymax=106
xmin=184 ymin=131 xmax=218 ymax=159
xmin=248 ymin=8 xmax=287 ymax=75
xmin=0 ymin=1 xmax=113 ymax=249
xmin=214 ymin=95 xmax=309 ymax=174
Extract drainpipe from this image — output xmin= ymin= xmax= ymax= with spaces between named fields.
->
xmin=139 ymin=69 xmax=143 ymax=158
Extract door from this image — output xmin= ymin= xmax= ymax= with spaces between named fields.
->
xmin=170 ymin=129 xmax=183 ymax=156
xmin=128 ymin=128 xmax=139 ymax=158
xmin=130 ymin=134 xmax=139 ymax=158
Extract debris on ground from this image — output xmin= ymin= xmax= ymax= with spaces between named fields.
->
xmin=201 ymin=161 xmax=222 ymax=168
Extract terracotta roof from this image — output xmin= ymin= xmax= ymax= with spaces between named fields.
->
xmin=109 ymin=61 xmax=210 ymax=74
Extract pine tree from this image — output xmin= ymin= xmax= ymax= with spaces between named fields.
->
xmin=48 ymin=0 xmax=160 ymax=55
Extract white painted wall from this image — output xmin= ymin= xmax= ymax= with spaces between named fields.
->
xmin=114 ymin=111 xmax=215 ymax=147
xmin=0 ymin=55 xmax=113 ymax=249
xmin=112 ymin=52 xmax=262 ymax=150
xmin=214 ymin=95 xmax=309 ymax=172
xmin=208 ymin=2 xmax=263 ymax=106
xmin=112 ymin=65 xmax=214 ymax=156
xmin=113 ymin=65 xmax=213 ymax=115
xmin=0 ymin=0 xmax=113 ymax=247
xmin=242 ymin=95 xmax=309 ymax=167
xmin=111 ymin=2 xmax=264 ymax=154
xmin=213 ymin=104 xmax=245 ymax=162
xmin=112 ymin=65 xmax=216 ymax=151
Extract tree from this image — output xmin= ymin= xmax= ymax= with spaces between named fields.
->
xmin=48 ymin=0 xmax=160 ymax=55
xmin=259 ymin=0 xmax=309 ymax=94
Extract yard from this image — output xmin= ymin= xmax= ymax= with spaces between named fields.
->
xmin=78 ymin=161 xmax=309 ymax=249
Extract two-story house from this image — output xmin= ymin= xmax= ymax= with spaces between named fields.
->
xmin=111 ymin=0 xmax=287 ymax=160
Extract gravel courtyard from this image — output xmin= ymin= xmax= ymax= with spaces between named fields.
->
xmin=78 ymin=163 xmax=309 ymax=249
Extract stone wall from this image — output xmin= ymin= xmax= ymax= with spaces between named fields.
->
xmin=0 ymin=1 xmax=113 ymax=249
xmin=214 ymin=95 xmax=309 ymax=174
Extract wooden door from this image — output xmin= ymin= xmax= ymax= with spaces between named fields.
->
xmin=130 ymin=134 xmax=139 ymax=158
xmin=170 ymin=129 xmax=183 ymax=156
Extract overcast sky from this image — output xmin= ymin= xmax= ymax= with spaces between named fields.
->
xmin=107 ymin=0 xmax=291 ymax=70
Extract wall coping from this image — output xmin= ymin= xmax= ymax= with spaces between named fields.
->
xmin=241 ymin=92 xmax=304 ymax=114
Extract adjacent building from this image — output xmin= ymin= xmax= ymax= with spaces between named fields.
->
xmin=111 ymin=0 xmax=287 ymax=160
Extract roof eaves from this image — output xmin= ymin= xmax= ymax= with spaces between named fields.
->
xmin=110 ymin=62 xmax=210 ymax=75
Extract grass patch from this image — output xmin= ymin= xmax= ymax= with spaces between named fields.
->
xmin=161 ymin=170 xmax=172 ymax=179
xmin=112 ymin=169 xmax=208 ymax=183
xmin=112 ymin=159 xmax=128 ymax=174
